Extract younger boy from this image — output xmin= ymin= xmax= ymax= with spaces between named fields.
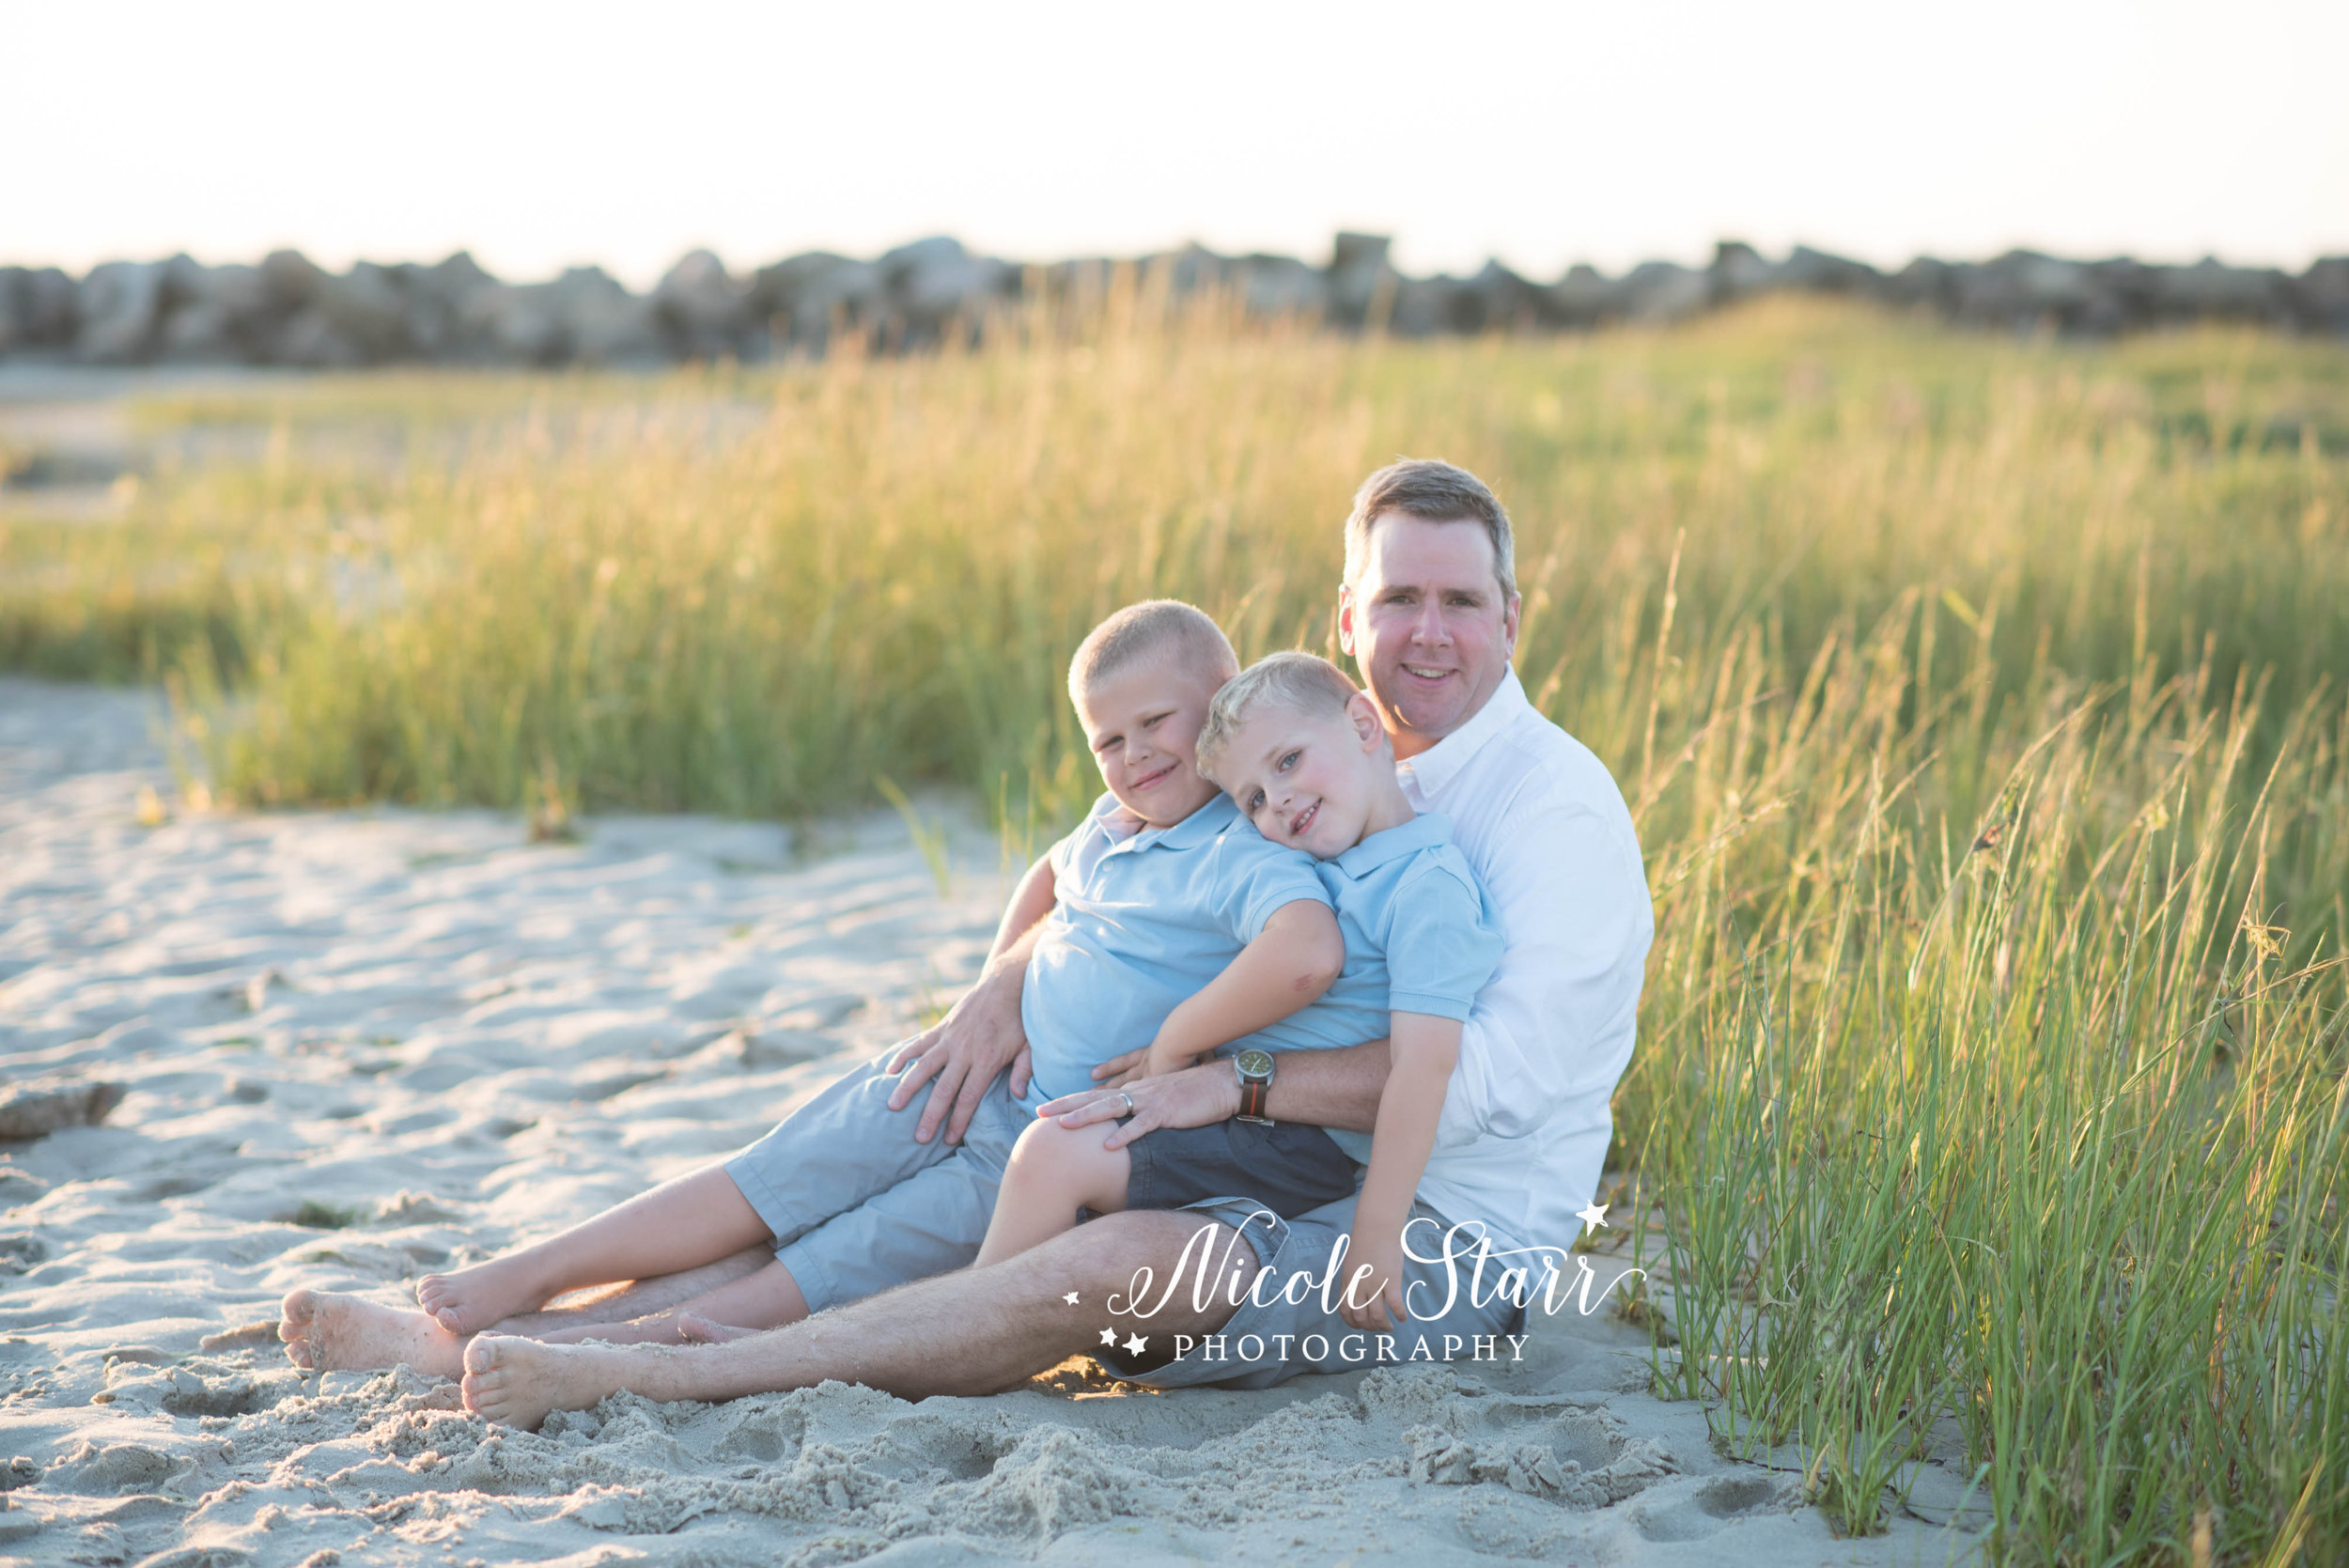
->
xmin=973 ymin=652 xmax=1502 ymax=1331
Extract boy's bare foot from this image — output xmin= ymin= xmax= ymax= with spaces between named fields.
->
xmin=415 ymin=1256 xmax=551 ymax=1335
xmin=676 ymin=1313 xmax=757 ymax=1344
xmin=279 ymin=1288 xmax=464 ymax=1379
xmin=462 ymin=1335 xmax=626 ymax=1430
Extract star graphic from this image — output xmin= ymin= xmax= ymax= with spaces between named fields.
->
xmin=1062 ymin=1291 xmax=1080 ymax=1305
xmin=1576 ymin=1201 xmax=1610 ymax=1235
xmin=1098 ymin=1327 xmax=1118 ymax=1346
xmin=1123 ymin=1333 xmax=1147 ymax=1356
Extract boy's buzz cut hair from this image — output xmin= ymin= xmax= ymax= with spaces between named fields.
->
xmin=1067 ymin=599 xmax=1239 ymax=704
xmin=1194 ymin=651 xmax=1372 ymax=782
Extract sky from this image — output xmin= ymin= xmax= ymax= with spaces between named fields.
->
xmin=9 ymin=0 xmax=2346 ymax=287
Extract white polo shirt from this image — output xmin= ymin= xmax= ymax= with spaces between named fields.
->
xmin=1397 ymin=664 xmax=1653 ymax=1271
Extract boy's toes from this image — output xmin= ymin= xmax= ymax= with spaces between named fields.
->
xmin=463 ymin=1334 xmax=506 ymax=1377
xmin=278 ymin=1288 xmax=319 ymax=1366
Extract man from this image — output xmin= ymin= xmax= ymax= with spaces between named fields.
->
xmin=457 ymin=458 xmax=1656 ymax=1426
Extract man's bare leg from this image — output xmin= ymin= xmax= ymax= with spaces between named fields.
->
xmin=972 ymin=1119 xmax=1131 ymax=1267
xmin=462 ymin=1209 xmax=1248 ymax=1429
xmin=413 ymin=1167 xmax=771 ymax=1333
xmin=281 ymin=1247 xmax=781 ymax=1374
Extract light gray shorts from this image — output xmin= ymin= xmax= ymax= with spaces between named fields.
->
xmin=1107 ymin=1192 xmax=1531 ymax=1390
xmin=722 ymin=1044 xmax=1033 ymax=1314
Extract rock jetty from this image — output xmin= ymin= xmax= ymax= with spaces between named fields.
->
xmin=3 ymin=237 xmax=2342 ymax=367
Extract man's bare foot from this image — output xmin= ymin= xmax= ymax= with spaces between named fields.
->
xmin=676 ymin=1313 xmax=757 ymax=1344
xmin=462 ymin=1335 xmax=630 ymax=1430
xmin=279 ymin=1288 xmax=464 ymax=1379
xmin=415 ymin=1255 xmax=552 ymax=1335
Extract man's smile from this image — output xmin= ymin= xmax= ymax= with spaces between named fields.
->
xmin=1400 ymin=663 xmax=1453 ymax=683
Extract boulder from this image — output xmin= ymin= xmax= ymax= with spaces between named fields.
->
xmin=1548 ymin=263 xmax=1621 ymax=327
xmin=1617 ymin=260 xmax=1708 ymax=323
xmin=75 ymin=259 xmax=168 ymax=362
xmin=548 ymin=265 xmax=661 ymax=364
xmin=1780 ymin=245 xmax=1880 ymax=295
xmin=2291 ymin=257 xmax=2349 ymax=334
xmin=2152 ymin=258 xmax=2289 ymax=326
xmin=1229 ymin=253 xmax=1327 ymax=319
xmin=1708 ymin=240 xmax=1778 ymax=303
xmin=653 ymin=248 xmax=749 ymax=360
xmin=155 ymin=261 xmax=270 ymax=362
xmin=879 ymin=236 xmax=1010 ymax=344
xmin=749 ymin=252 xmax=884 ymax=352
xmin=1328 ymin=232 xmax=1397 ymax=328
xmin=0 ymin=267 xmax=80 ymax=352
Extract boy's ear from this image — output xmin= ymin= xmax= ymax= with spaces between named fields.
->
xmin=1347 ymin=691 xmax=1384 ymax=751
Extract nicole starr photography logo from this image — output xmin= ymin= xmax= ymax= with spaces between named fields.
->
xmin=1069 ymin=1201 xmax=1643 ymax=1366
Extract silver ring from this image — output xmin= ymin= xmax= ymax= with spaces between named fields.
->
xmin=1117 ymin=1091 xmax=1135 ymax=1117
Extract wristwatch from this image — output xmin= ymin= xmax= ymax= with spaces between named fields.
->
xmin=1235 ymin=1048 xmax=1275 ymax=1125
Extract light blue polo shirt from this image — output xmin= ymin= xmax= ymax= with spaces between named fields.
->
xmin=1237 ymin=810 xmax=1504 ymax=1161
xmin=1021 ymin=791 xmax=1331 ymax=1103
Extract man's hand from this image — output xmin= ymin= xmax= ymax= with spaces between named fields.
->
xmin=1038 ymin=1059 xmax=1241 ymax=1151
xmin=1340 ymin=1226 xmax=1408 ymax=1332
xmin=885 ymin=964 xmax=1031 ymax=1145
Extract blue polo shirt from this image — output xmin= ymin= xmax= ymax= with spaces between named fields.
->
xmin=1240 ymin=810 xmax=1504 ymax=1161
xmin=1021 ymin=791 xmax=1330 ymax=1103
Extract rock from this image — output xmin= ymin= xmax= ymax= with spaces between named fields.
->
xmin=748 ymin=251 xmax=884 ymax=352
xmin=1328 ymin=232 xmax=1398 ymax=328
xmin=1709 ymin=240 xmax=1778 ymax=303
xmin=75 ymin=259 xmax=169 ymax=362
xmin=2292 ymin=257 xmax=2349 ymax=334
xmin=1952 ymin=250 xmax=2096 ymax=331
xmin=0 ymin=1080 xmax=128 ymax=1141
xmin=880 ymin=236 xmax=1010 ymax=344
xmin=1617 ymin=260 xmax=1708 ymax=323
xmin=653 ymin=248 xmax=748 ymax=360
xmin=1779 ymin=244 xmax=1880 ymax=295
xmin=548 ymin=266 xmax=660 ymax=365
xmin=1229 ymin=253 xmax=1327 ymax=318
xmin=1548 ymin=263 xmax=1621 ymax=327
xmin=0 ymin=266 xmax=80 ymax=352
xmin=2153 ymin=257 xmax=2289 ymax=326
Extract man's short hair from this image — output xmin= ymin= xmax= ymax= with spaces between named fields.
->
xmin=1342 ymin=458 xmax=1517 ymax=601
xmin=1067 ymin=599 xmax=1239 ymax=704
xmin=1195 ymin=651 xmax=1373 ymax=782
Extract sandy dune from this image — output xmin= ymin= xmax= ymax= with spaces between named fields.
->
xmin=0 ymin=677 xmax=1988 ymax=1566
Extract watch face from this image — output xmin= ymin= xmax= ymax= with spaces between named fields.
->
xmin=1236 ymin=1049 xmax=1274 ymax=1079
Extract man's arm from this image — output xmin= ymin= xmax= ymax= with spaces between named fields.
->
xmin=1139 ymin=899 xmax=1342 ymax=1076
xmin=1044 ymin=1035 xmax=1391 ymax=1148
xmin=884 ymin=849 xmax=1057 ymax=1144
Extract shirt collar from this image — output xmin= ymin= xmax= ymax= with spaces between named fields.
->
xmin=1393 ymin=662 xmax=1531 ymax=800
xmin=1332 ymin=810 xmax=1453 ymax=879
xmin=1097 ymin=789 xmax=1237 ymax=852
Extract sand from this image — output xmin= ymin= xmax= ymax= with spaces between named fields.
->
xmin=0 ymin=675 xmax=1992 ymax=1566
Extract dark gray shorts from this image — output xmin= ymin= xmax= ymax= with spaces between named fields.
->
xmin=1124 ymin=1117 xmax=1361 ymax=1219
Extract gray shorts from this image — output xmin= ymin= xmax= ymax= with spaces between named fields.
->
xmin=1105 ymin=1192 xmax=1531 ymax=1390
xmin=722 ymin=1044 xmax=1032 ymax=1313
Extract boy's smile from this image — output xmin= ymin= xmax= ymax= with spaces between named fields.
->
xmin=1076 ymin=658 xmax=1222 ymax=829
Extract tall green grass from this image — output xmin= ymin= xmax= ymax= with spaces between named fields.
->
xmin=4 ymin=293 xmax=2343 ymax=1560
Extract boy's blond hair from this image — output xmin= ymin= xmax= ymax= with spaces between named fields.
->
xmin=1066 ymin=599 xmax=1238 ymax=703
xmin=1195 ymin=651 xmax=1378 ymax=782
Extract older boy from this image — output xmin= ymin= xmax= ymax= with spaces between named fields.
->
xmin=282 ymin=599 xmax=1343 ymax=1375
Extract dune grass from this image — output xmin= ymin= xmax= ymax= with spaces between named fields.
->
xmin=5 ymin=293 xmax=2344 ymax=1561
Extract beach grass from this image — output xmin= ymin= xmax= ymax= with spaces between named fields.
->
xmin=5 ymin=291 xmax=2343 ymax=1562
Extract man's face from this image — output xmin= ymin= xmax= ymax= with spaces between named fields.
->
xmin=1338 ymin=515 xmax=1521 ymax=759
xmin=1074 ymin=656 xmax=1223 ymax=829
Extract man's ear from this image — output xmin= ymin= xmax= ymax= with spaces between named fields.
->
xmin=1501 ymin=591 xmax=1522 ymax=656
xmin=1347 ymin=691 xmax=1384 ymax=751
xmin=1337 ymin=583 xmax=1358 ymax=657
